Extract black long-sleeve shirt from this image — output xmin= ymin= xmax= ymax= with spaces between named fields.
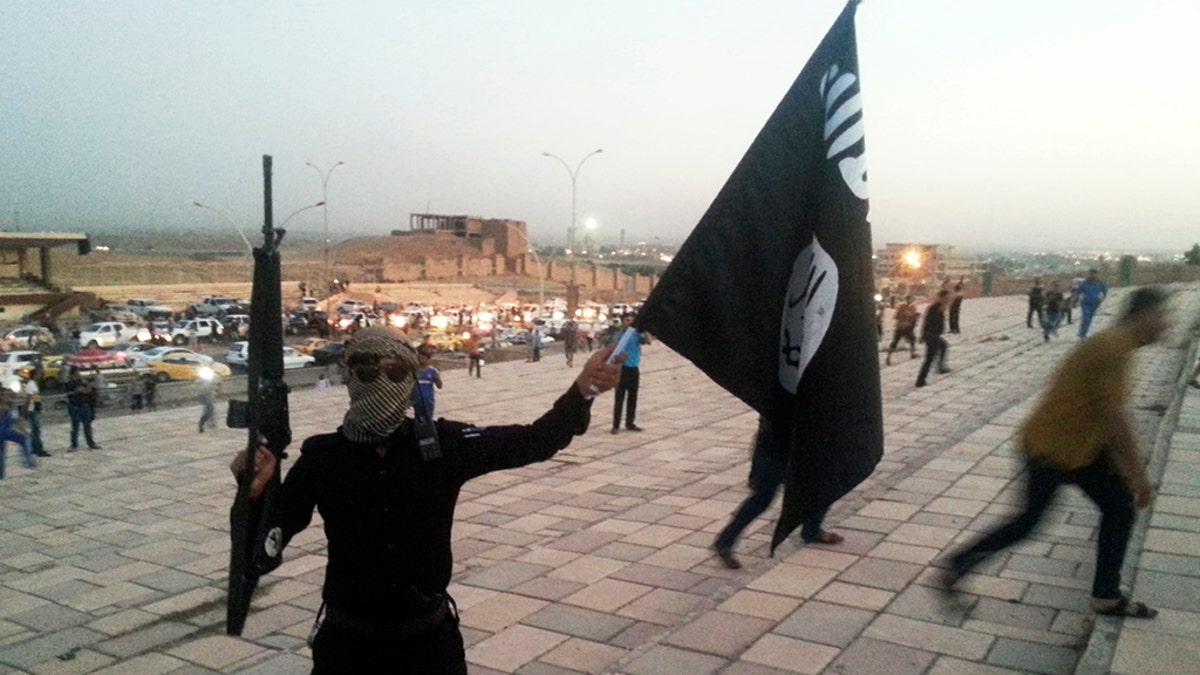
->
xmin=921 ymin=302 xmax=946 ymax=342
xmin=276 ymin=386 xmax=592 ymax=619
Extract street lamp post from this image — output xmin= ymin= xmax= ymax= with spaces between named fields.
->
xmin=280 ymin=201 xmax=325 ymax=230
xmin=305 ymin=161 xmax=344 ymax=284
xmin=193 ymin=202 xmax=253 ymax=256
xmin=542 ymin=149 xmax=602 ymax=255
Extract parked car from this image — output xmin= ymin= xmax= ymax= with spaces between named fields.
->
xmin=294 ymin=338 xmax=329 ymax=356
xmin=188 ymin=296 xmax=241 ymax=316
xmin=299 ymin=296 xmax=320 ymax=311
xmin=337 ymin=300 xmax=370 ymax=314
xmin=133 ymin=346 xmax=215 ymax=367
xmin=125 ymin=298 xmax=173 ymax=320
xmin=282 ymin=347 xmax=316 ymax=369
xmin=170 ymin=318 xmax=224 ymax=345
xmin=0 ymin=351 xmax=45 ymax=379
xmin=311 ymin=341 xmax=346 ymax=366
xmin=109 ymin=342 xmax=157 ymax=365
xmin=227 ymin=342 xmax=318 ymax=370
xmin=2 ymin=325 xmax=55 ymax=351
xmin=79 ymin=321 xmax=139 ymax=348
xmin=147 ymin=354 xmax=231 ymax=382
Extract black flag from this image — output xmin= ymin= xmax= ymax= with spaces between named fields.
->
xmin=636 ymin=0 xmax=881 ymax=550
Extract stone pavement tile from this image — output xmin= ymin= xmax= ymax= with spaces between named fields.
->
xmin=637 ymin=543 xmax=711 ymax=571
xmin=713 ymin=662 xmax=797 ymax=675
xmin=166 ymin=635 xmax=270 ymax=670
xmin=837 ymin=557 xmax=923 ymax=592
xmin=590 ymin=541 xmax=658 ymax=563
xmin=864 ymin=614 xmax=993 ymax=659
xmin=515 ymin=547 xmax=581 ymax=569
xmin=546 ymin=554 xmax=627 ymax=584
xmin=985 ymin=637 xmax=1077 ymax=674
xmin=885 ymin=522 xmax=961 ymax=549
xmin=924 ymin=496 xmax=990 ymax=519
xmin=86 ymin=608 xmax=160 ymax=636
xmin=537 ymin=636 xmax=626 ymax=673
xmin=511 ymin=576 xmax=587 ymax=602
xmin=826 ymin=635 xmax=935 ymax=675
xmin=663 ymin=611 xmax=775 ymax=658
xmin=1112 ymin=624 xmax=1200 ymax=675
xmin=460 ymin=560 xmax=553 ymax=591
xmin=458 ymin=592 xmax=548 ymax=632
xmin=26 ymin=648 xmax=115 ymax=675
xmin=868 ymin=541 xmax=941 ymax=565
xmin=544 ymin=529 xmax=621 ymax=554
xmin=619 ymin=523 xmax=691 ymax=548
xmin=856 ymin=500 xmax=921 ymax=521
xmin=239 ymin=603 xmax=315 ymax=642
xmin=1144 ymin=527 xmax=1200 ymax=557
xmin=1126 ymin=570 xmax=1200 ymax=613
xmin=774 ymin=600 xmax=875 ymax=647
xmin=609 ymin=563 xmax=707 ymax=591
xmin=525 ymin=603 xmax=634 ymax=642
xmin=927 ymin=655 xmax=1025 ymax=674
xmin=609 ymin=620 xmax=667 ymax=650
xmin=88 ymin=652 xmax=189 ymax=674
xmin=7 ymin=602 xmax=90 ymax=633
xmin=717 ymin=590 xmax=802 ymax=622
xmin=562 ymin=578 xmax=652 ymax=613
xmin=814 ymin=581 xmax=894 ymax=611
xmin=969 ymin=596 xmax=1057 ymax=630
xmin=746 ymin=564 xmax=838 ymax=599
xmin=466 ymin=624 xmax=569 ymax=672
xmin=778 ymin=546 xmax=859 ymax=572
xmin=739 ymin=633 xmax=839 ymax=674
xmin=94 ymin=620 xmax=197 ymax=659
xmin=963 ymin=617 xmax=1082 ymax=648
xmin=619 ymin=588 xmax=708 ymax=626
xmin=140 ymin=586 xmax=223 ymax=616
xmin=0 ymin=625 xmax=106 ymax=669
xmin=235 ymin=653 xmax=315 ymax=675
xmin=619 ymin=644 xmax=728 ymax=675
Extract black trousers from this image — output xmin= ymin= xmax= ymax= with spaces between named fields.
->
xmin=949 ymin=451 xmax=1134 ymax=600
xmin=613 ymin=366 xmax=640 ymax=429
xmin=916 ymin=337 xmax=948 ymax=384
xmin=311 ymin=613 xmax=466 ymax=674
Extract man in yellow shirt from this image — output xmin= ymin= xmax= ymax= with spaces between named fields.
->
xmin=941 ymin=287 xmax=1167 ymax=618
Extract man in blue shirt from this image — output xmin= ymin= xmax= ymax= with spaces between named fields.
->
xmin=611 ymin=313 xmax=650 ymax=434
xmin=1077 ymin=268 xmax=1109 ymax=339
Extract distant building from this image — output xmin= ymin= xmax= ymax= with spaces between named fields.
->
xmin=874 ymin=243 xmax=986 ymax=294
xmin=394 ymin=214 xmax=536 ymax=260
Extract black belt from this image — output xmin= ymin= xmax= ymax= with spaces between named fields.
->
xmin=323 ymin=598 xmax=452 ymax=639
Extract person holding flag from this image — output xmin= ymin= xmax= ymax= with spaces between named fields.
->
xmin=635 ymin=0 xmax=881 ymax=550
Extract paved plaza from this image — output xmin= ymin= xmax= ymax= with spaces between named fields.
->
xmin=2 ymin=287 xmax=1199 ymax=674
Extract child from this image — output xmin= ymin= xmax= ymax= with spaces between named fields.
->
xmin=415 ymin=347 xmax=443 ymax=420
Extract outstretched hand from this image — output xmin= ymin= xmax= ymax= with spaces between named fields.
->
xmin=229 ymin=444 xmax=277 ymax=499
xmin=575 ymin=344 xmax=625 ymax=397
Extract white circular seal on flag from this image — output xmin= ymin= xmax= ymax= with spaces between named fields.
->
xmin=263 ymin=526 xmax=283 ymax=559
xmin=778 ymin=236 xmax=838 ymax=393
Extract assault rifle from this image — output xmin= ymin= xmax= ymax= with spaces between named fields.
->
xmin=227 ymin=155 xmax=292 ymax=635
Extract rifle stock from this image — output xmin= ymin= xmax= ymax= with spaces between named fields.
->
xmin=227 ymin=155 xmax=293 ymax=636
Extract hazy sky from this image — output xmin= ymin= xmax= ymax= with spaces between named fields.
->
xmin=2 ymin=1 xmax=1197 ymax=252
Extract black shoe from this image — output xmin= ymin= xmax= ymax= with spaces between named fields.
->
xmin=610 ymin=428 xmax=619 ymax=435
xmin=68 ymin=446 xmax=79 ymax=452
xmin=915 ymin=380 xmax=927 ymax=388
xmin=35 ymin=451 xmax=52 ymax=457
xmin=713 ymin=546 xmax=742 ymax=570
xmin=88 ymin=445 xmax=102 ymax=450
xmin=938 ymin=367 xmax=952 ymax=374
xmin=626 ymin=424 xmax=643 ymax=432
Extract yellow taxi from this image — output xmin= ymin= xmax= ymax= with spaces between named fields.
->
xmin=295 ymin=337 xmax=330 ymax=356
xmin=421 ymin=332 xmax=463 ymax=352
xmin=147 ymin=354 xmax=232 ymax=382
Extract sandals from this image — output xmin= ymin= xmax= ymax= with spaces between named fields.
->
xmin=1092 ymin=596 xmax=1158 ymax=619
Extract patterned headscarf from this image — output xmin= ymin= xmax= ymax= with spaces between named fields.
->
xmin=341 ymin=327 xmax=419 ymax=444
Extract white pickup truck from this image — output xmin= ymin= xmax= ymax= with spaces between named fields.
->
xmin=188 ymin=296 xmax=241 ymax=316
xmin=79 ymin=321 xmax=139 ymax=348
xmin=126 ymin=298 xmax=173 ymax=320
xmin=169 ymin=318 xmax=224 ymax=344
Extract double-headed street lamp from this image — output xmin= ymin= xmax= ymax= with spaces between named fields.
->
xmin=192 ymin=202 xmax=253 ymax=256
xmin=542 ymin=149 xmax=602 ymax=255
xmin=305 ymin=161 xmax=344 ymax=273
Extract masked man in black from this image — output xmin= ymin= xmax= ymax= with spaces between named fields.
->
xmin=231 ymin=327 xmax=622 ymax=673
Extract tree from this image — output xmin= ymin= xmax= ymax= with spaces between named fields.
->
xmin=1184 ymin=244 xmax=1200 ymax=266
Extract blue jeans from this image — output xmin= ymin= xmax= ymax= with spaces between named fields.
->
xmin=0 ymin=426 xmax=34 ymax=477
xmin=1079 ymin=301 xmax=1100 ymax=338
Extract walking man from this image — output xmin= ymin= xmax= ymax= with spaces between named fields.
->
xmin=611 ymin=313 xmax=650 ymax=434
xmin=1026 ymin=278 xmax=1045 ymax=328
xmin=915 ymin=290 xmax=951 ymax=387
xmin=948 ymin=283 xmax=964 ymax=334
xmin=21 ymin=375 xmax=49 ymax=458
xmin=712 ymin=417 xmax=842 ymax=569
xmin=885 ymin=295 xmax=920 ymax=365
xmin=941 ymin=287 xmax=1168 ymax=619
xmin=1077 ymin=268 xmax=1109 ymax=339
